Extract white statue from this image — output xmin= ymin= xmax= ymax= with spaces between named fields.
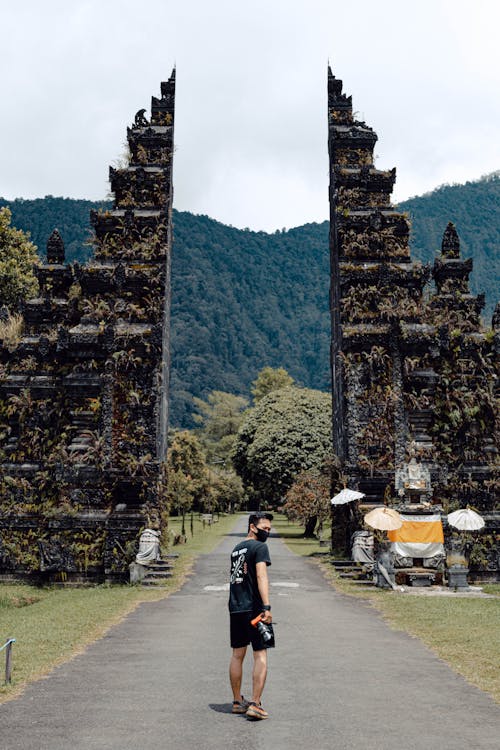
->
xmin=135 ymin=528 xmax=160 ymax=565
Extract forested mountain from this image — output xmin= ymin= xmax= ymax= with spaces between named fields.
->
xmin=1 ymin=173 xmax=498 ymax=427
xmin=398 ymin=172 xmax=499 ymax=316
xmin=0 ymin=196 xmax=108 ymax=264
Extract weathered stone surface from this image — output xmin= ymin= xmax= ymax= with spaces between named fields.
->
xmin=328 ymin=68 xmax=498 ymax=578
xmin=0 ymin=72 xmax=176 ymax=582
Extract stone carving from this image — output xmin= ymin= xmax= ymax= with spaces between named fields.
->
xmin=395 ymin=456 xmax=431 ymax=494
xmin=38 ymin=538 xmax=76 ymax=573
xmin=0 ymin=72 xmax=176 ymax=583
xmin=46 ymin=229 xmax=65 ymax=264
xmin=135 ymin=528 xmax=160 ymax=565
xmin=134 ymin=109 xmax=149 ymax=127
xmin=327 ymin=67 xmax=498 ymax=579
xmin=441 ymin=221 xmax=460 ymax=258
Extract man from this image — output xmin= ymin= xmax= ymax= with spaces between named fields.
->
xmin=228 ymin=511 xmax=274 ymax=720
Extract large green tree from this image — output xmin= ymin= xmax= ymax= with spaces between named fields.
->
xmin=232 ymin=386 xmax=332 ymax=504
xmin=0 ymin=207 xmax=39 ymax=309
xmin=251 ymin=366 xmax=294 ymax=403
xmin=193 ymin=389 xmax=249 ymax=464
xmin=166 ymin=431 xmax=208 ymax=525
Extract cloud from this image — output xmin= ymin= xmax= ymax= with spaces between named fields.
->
xmin=0 ymin=0 xmax=498 ymax=231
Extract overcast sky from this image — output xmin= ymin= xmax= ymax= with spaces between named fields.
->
xmin=1 ymin=0 xmax=499 ymax=231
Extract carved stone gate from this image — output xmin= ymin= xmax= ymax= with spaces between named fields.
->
xmin=328 ymin=68 xmax=499 ymax=578
xmin=0 ymin=72 xmax=176 ymax=582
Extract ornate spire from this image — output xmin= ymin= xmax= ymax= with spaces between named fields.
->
xmin=492 ymin=301 xmax=500 ymax=331
xmin=328 ymin=67 xmax=352 ymax=111
xmin=46 ymin=229 xmax=65 ymax=264
xmin=441 ymin=221 xmax=460 ymax=258
xmin=151 ymin=70 xmax=176 ymax=126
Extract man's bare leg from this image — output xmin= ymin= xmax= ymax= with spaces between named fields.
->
xmin=229 ymin=646 xmax=247 ymax=702
xmin=251 ymin=648 xmax=267 ymax=704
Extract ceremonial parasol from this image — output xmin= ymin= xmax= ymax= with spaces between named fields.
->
xmin=331 ymin=488 xmax=365 ymax=505
xmin=447 ymin=508 xmax=485 ymax=531
xmin=364 ymin=507 xmax=403 ymax=531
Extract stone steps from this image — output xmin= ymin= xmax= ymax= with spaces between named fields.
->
xmin=330 ymin=559 xmax=373 ymax=580
xmin=330 ymin=559 xmax=356 ymax=568
xmin=130 ymin=557 xmax=177 ymax=586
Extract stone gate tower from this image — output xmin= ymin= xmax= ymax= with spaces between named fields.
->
xmin=0 ymin=72 xmax=176 ymax=582
xmin=328 ymin=68 xmax=498 ymax=576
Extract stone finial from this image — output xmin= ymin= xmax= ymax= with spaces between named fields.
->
xmin=441 ymin=222 xmax=460 ymax=258
xmin=46 ymin=229 xmax=65 ymax=264
xmin=134 ymin=108 xmax=149 ymax=127
xmin=492 ymin=301 xmax=500 ymax=331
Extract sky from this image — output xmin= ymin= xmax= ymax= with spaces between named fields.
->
xmin=1 ymin=0 xmax=499 ymax=232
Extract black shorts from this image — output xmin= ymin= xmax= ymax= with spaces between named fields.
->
xmin=230 ymin=612 xmax=275 ymax=651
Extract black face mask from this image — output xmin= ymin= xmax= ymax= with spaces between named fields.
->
xmin=255 ymin=528 xmax=270 ymax=543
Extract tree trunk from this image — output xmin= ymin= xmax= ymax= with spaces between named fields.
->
xmin=303 ymin=515 xmax=318 ymax=538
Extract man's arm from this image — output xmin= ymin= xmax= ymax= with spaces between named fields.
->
xmin=256 ymin=561 xmax=272 ymax=623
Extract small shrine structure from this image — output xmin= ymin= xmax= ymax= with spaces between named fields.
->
xmin=0 ymin=72 xmax=176 ymax=582
xmin=327 ymin=68 xmax=499 ymax=581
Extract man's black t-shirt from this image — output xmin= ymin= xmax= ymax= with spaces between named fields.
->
xmin=228 ymin=538 xmax=271 ymax=614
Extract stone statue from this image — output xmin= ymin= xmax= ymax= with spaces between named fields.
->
xmin=375 ymin=543 xmax=397 ymax=589
xmin=134 ymin=108 xmax=149 ymax=127
xmin=395 ymin=446 xmax=431 ymax=495
xmin=135 ymin=528 xmax=160 ymax=565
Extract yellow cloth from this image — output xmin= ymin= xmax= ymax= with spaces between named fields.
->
xmin=388 ymin=514 xmax=444 ymax=544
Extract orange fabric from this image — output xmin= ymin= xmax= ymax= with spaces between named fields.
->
xmin=388 ymin=520 xmax=444 ymax=544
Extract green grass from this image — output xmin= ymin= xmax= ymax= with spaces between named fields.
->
xmin=271 ymin=514 xmax=332 ymax=557
xmin=375 ymin=593 xmax=500 ymax=703
xmin=278 ymin=515 xmax=500 ymax=704
xmin=0 ymin=512 xmax=239 ymax=702
xmin=481 ymin=583 xmax=500 ymax=596
xmin=167 ymin=512 xmax=239 ymax=559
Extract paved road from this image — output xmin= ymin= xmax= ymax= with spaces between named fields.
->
xmin=1 ymin=516 xmax=499 ymax=750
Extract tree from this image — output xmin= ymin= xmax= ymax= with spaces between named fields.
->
xmin=232 ymin=386 xmax=332 ymax=505
xmin=209 ymin=468 xmax=245 ymax=513
xmin=251 ymin=366 xmax=294 ymax=403
xmin=193 ymin=389 xmax=249 ymax=463
xmin=166 ymin=431 xmax=208 ymax=532
xmin=0 ymin=207 xmax=39 ymax=309
xmin=283 ymin=458 xmax=339 ymax=538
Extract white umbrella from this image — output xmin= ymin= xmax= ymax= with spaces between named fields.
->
xmin=331 ymin=488 xmax=365 ymax=505
xmin=364 ymin=507 xmax=403 ymax=531
xmin=447 ymin=508 xmax=485 ymax=531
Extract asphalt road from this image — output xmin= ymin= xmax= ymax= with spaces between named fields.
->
xmin=1 ymin=516 xmax=498 ymax=750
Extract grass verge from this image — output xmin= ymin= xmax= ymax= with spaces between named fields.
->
xmin=0 ymin=512 xmax=238 ymax=703
xmin=277 ymin=514 xmax=500 ymax=704
xmin=271 ymin=514 xmax=332 ymax=556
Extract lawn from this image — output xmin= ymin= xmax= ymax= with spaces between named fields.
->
xmin=0 ymin=512 xmax=239 ymax=702
xmin=275 ymin=514 xmax=500 ymax=704
xmin=271 ymin=514 xmax=332 ymax=556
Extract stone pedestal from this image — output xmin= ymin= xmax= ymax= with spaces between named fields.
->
xmin=447 ymin=565 xmax=470 ymax=590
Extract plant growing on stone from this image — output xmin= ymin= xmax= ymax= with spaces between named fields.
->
xmin=0 ymin=313 xmax=24 ymax=351
xmin=0 ymin=207 xmax=39 ymax=309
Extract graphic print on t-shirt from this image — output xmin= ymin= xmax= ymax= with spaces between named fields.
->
xmin=229 ymin=539 xmax=271 ymax=614
xmin=230 ymin=547 xmax=248 ymax=584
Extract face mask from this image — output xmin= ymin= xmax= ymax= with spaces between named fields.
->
xmin=255 ymin=528 xmax=270 ymax=543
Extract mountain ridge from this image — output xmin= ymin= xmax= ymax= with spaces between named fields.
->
xmin=1 ymin=173 xmax=498 ymax=427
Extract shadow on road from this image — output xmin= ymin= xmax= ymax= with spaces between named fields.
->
xmin=208 ymin=703 xmax=236 ymax=714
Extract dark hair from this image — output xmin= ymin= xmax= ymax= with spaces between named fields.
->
xmin=248 ymin=512 xmax=273 ymax=530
